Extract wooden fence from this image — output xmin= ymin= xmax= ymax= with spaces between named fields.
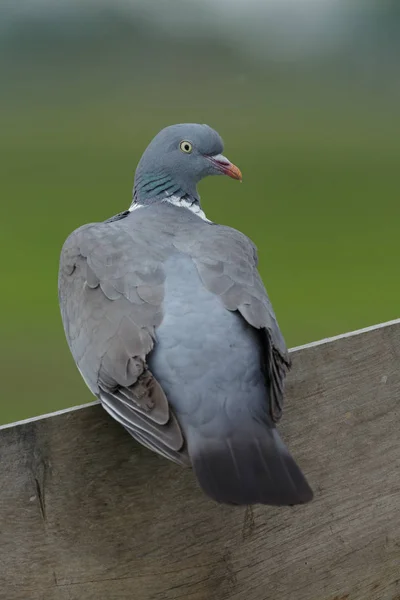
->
xmin=1 ymin=320 xmax=399 ymax=600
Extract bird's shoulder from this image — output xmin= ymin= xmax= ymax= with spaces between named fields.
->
xmin=59 ymin=212 xmax=169 ymax=278
xmin=59 ymin=222 xmax=95 ymax=275
xmin=205 ymin=222 xmax=259 ymax=265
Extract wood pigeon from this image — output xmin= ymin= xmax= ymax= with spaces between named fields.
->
xmin=58 ymin=123 xmax=313 ymax=506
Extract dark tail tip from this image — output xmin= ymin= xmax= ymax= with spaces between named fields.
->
xmin=191 ymin=429 xmax=313 ymax=506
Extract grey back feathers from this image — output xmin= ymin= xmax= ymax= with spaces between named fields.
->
xmin=58 ymin=123 xmax=313 ymax=506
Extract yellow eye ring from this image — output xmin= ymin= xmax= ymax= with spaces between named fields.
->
xmin=179 ymin=140 xmax=193 ymax=154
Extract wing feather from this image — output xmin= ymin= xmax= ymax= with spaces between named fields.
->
xmin=58 ymin=220 xmax=188 ymax=463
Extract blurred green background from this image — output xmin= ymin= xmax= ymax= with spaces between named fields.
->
xmin=1 ymin=0 xmax=399 ymax=425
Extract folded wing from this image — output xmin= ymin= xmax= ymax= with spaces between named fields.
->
xmin=58 ymin=220 xmax=189 ymax=466
xmin=175 ymin=224 xmax=291 ymax=423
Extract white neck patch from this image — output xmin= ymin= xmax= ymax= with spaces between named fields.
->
xmin=129 ymin=195 xmax=211 ymax=223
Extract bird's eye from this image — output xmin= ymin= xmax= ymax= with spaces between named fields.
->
xmin=179 ymin=140 xmax=193 ymax=154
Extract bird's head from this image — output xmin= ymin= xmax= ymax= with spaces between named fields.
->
xmin=132 ymin=123 xmax=242 ymax=206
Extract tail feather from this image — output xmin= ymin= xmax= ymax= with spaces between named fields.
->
xmin=190 ymin=426 xmax=313 ymax=506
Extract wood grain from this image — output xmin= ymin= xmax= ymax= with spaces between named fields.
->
xmin=1 ymin=322 xmax=399 ymax=600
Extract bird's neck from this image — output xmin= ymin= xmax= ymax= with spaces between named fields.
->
xmin=129 ymin=170 xmax=209 ymax=221
xmin=131 ymin=170 xmax=199 ymax=207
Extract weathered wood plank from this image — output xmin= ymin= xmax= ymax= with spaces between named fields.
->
xmin=1 ymin=322 xmax=399 ymax=600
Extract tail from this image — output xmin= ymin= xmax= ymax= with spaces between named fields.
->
xmin=189 ymin=425 xmax=313 ymax=506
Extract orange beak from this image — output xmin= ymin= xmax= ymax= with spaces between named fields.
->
xmin=222 ymin=161 xmax=243 ymax=181
xmin=209 ymin=154 xmax=242 ymax=182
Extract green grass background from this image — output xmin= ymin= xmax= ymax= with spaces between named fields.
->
xmin=1 ymin=72 xmax=399 ymax=425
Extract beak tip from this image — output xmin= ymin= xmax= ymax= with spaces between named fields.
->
xmin=209 ymin=154 xmax=242 ymax=182
xmin=228 ymin=164 xmax=243 ymax=182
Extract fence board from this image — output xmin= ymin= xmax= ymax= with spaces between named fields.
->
xmin=1 ymin=321 xmax=399 ymax=600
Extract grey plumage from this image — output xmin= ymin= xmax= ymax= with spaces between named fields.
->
xmin=59 ymin=123 xmax=313 ymax=505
